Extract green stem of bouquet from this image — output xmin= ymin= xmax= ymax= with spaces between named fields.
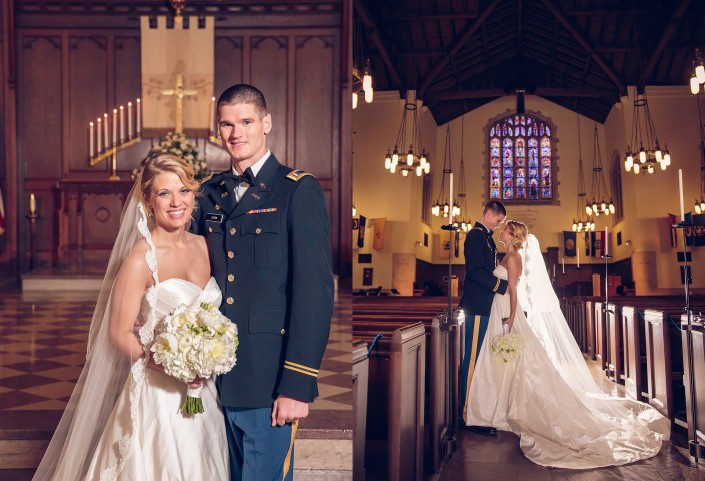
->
xmin=181 ymin=395 xmax=204 ymax=414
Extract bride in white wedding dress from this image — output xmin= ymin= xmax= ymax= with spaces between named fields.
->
xmin=32 ymin=154 xmax=228 ymax=481
xmin=465 ymin=220 xmax=670 ymax=469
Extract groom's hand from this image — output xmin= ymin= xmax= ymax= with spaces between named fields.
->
xmin=271 ymin=395 xmax=309 ymax=427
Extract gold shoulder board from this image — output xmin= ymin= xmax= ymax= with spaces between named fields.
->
xmin=286 ymin=170 xmax=314 ymax=182
xmin=200 ymin=172 xmax=215 ymax=185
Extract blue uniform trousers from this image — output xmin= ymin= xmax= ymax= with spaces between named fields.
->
xmin=223 ymin=406 xmax=296 ymax=481
xmin=459 ymin=314 xmax=489 ymax=423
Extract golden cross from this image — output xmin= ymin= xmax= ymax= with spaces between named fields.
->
xmin=160 ymin=74 xmax=198 ymax=133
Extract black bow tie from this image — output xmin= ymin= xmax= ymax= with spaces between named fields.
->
xmin=226 ymin=168 xmax=255 ymax=186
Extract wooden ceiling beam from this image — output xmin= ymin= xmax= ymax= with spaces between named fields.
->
xmin=353 ymin=0 xmax=403 ymax=88
xmin=425 ymin=87 xmax=618 ymax=101
xmin=418 ymin=0 xmax=502 ymax=99
xmin=540 ymin=0 xmax=626 ymax=95
xmin=638 ymin=0 xmax=692 ymax=87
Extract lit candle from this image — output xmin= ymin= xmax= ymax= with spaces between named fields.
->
xmin=112 ymin=109 xmax=117 ymax=146
xmin=136 ymin=98 xmax=141 ymax=135
xmin=89 ymin=121 xmax=94 ymax=158
xmin=103 ymin=113 xmax=108 ymax=150
xmin=577 ymin=247 xmax=580 ymax=268
xmin=605 ymin=226 xmax=608 ymax=256
xmin=679 ymin=168 xmax=685 ymax=222
xmin=127 ymin=102 xmax=133 ymax=138
xmin=97 ymin=118 xmax=102 ymax=152
xmin=29 ymin=193 xmax=36 ymax=215
xmin=553 ymin=264 xmax=556 ymax=278
xmin=119 ymin=105 xmax=125 ymax=142
xmin=208 ymin=96 xmax=215 ymax=136
xmin=562 ymin=257 xmax=565 ymax=274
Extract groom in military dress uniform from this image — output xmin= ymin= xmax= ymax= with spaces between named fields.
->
xmin=459 ymin=200 xmax=507 ymax=435
xmin=192 ymin=84 xmax=334 ymax=481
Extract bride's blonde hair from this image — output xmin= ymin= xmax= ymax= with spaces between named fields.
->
xmin=504 ymin=220 xmax=528 ymax=250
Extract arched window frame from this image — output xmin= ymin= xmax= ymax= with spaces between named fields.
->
xmin=486 ymin=113 xmax=557 ymax=205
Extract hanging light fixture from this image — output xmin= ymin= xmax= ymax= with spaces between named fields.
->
xmin=695 ymin=92 xmax=705 ymax=214
xmin=384 ymin=91 xmax=430 ymax=177
xmin=454 ymin=116 xmax=471 ymax=231
xmin=432 ymin=123 xmax=459 ymax=218
xmin=587 ymin=123 xmax=615 ymax=217
xmin=691 ymin=49 xmax=705 ymax=95
xmin=623 ymin=89 xmax=670 ymax=175
xmin=571 ymin=117 xmax=594 ymax=232
xmin=352 ymin=10 xmax=373 ymax=109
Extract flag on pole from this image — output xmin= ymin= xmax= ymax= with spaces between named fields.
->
xmin=667 ymin=213 xmax=677 ymax=247
xmin=372 ymin=218 xmax=386 ymax=250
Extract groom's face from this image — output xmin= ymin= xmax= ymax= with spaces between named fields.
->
xmin=486 ymin=212 xmax=506 ymax=232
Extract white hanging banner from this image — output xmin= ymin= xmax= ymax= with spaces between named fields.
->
xmin=140 ymin=16 xmax=214 ymax=132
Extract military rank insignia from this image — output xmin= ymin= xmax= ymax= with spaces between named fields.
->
xmin=286 ymin=170 xmax=313 ymax=181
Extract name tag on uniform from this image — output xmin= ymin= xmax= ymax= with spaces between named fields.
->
xmin=206 ymin=213 xmax=224 ymax=222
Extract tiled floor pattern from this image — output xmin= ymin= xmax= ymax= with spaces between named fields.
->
xmin=0 ymin=282 xmax=352 ymax=478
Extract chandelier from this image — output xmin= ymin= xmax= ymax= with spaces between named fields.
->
xmin=586 ymin=123 xmax=615 ymax=217
xmin=572 ymin=118 xmax=594 ymax=232
xmin=432 ymin=124 xmax=459 ymax=217
xmin=623 ymin=90 xmax=670 ymax=174
xmin=695 ymin=93 xmax=705 ymax=214
xmin=352 ymin=10 xmax=373 ymax=109
xmin=384 ymin=92 xmax=430 ymax=177
xmin=690 ymin=49 xmax=705 ymax=95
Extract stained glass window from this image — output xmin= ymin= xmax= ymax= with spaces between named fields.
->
xmin=488 ymin=115 xmax=553 ymax=202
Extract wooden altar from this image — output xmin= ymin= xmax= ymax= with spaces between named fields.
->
xmin=57 ymin=179 xmax=135 ymax=269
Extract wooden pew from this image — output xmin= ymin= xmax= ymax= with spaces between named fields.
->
xmin=388 ymin=323 xmax=426 ymax=481
xmin=584 ymin=299 xmax=597 ymax=359
xmin=605 ymin=303 xmax=623 ymax=383
xmin=644 ymin=308 xmax=685 ymax=425
xmin=621 ymin=306 xmax=648 ymax=401
xmin=681 ymin=312 xmax=705 ymax=449
xmin=593 ymin=301 xmax=609 ymax=371
xmin=352 ymin=340 xmax=369 ymax=481
xmin=428 ymin=310 xmax=463 ymax=473
xmin=353 ymin=296 xmax=457 ymax=478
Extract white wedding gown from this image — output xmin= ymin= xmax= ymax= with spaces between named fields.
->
xmin=83 ymin=277 xmax=229 ymax=480
xmin=465 ymin=264 xmax=670 ymax=469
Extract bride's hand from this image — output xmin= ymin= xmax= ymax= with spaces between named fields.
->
xmin=186 ymin=378 xmax=205 ymax=389
xmin=505 ymin=315 xmax=515 ymax=332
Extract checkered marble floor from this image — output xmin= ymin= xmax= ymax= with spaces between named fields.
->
xmin=0 ymin=281 xmax=352 ymax=475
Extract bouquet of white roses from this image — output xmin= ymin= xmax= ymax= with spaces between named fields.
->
xmin=490 ymin=319 xmax=525 ymax=363
xmin=151 ymin=300 xmax=238 ymax=414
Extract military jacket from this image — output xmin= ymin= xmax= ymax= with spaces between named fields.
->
xmin=191 ymin=154 xmax=334 ymax=408
xmin=460 ymin=222 xmax=508 ymax=316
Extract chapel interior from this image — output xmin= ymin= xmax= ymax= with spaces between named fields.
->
xmin=2 ymin=0 xmax=705 ymax=481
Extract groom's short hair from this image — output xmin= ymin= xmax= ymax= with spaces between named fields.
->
xmin=217 ymin=84 xmax=268 ymax=119
xmin=483 ymin=200 xmax=506 ymax=216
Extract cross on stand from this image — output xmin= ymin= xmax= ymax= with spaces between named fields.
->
xmin=160 ymin=74 xmax=198 ymax=134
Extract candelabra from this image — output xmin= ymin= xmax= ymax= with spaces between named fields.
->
xmin=88 ymin=98 xmax=143 ymax=180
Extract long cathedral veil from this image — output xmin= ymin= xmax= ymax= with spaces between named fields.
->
xmin=519 ymin=234 xmax=611 ymax=395
xmin=32 ymin=176 xmax=151 ymax=481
